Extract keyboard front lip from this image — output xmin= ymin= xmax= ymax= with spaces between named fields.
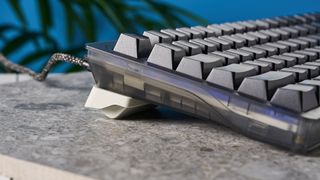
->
xmin=86 ymin=41 xmax=320 ymax=152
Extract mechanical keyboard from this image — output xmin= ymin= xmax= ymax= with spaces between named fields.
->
xmin=85 ymin=13 xmax=320 ymax=153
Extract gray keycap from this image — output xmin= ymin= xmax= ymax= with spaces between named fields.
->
xmin=176 ymin=27 xmax=203 ymax=39
xmin=295 ymin=50 xmax=318 ymax=61
xmin=176 ymin=54 xmax=224 ymax=79
xmin=143 ymin=31 xmax=172 ymax=46
xmin=207 ymin=24 xmax=233 ymax=35
xmin=191 ymin=26 xmax=216 ymax=37
xmin=265 ymin=42 xmax=289 ymax=54
xmin=114 ymin=33 xmax=152 ymax=58
xmin=298 ymin=37 xmax=318 ymax=47
xmin=255 ymin=20 xmax=270 ymax=29
xmin=270 ymin=55 xmax=297 ymax=67
xmin=173 ymin=41 xmax=202 ymax=56
xmin=281 ymin=27 xmax=299 ymax=38
xmin=238 ymin=71 xmax=295 ymax=100
xmin=238 ymin=21 xmax=257 ymax=31
xmin=293 ymin=65 xmax=320 ymax=78
xmin=233 ymin=34 xmax=257 ymax=46
xmin=256 ymin=58 xmax=285 ymax=70
xmin=292 ymin=25 xmax=308 ymax=36
xmin=271 ymin=84 xmax=318 ymax=112
xmin=224 ymin=23 xmax=246 ymax=33
xmin=242 ymin=61 xmax=272 ymax=74
xmin=299 ymin=79 xmax=320 ymax=103
xmin=280 ymin=68 xmax=308 ymax=82
xmin=263 ymin=18 xmax=279 ymax=28
xmin=147 ymin=43 xmax=185 ymax=69
xmin=308 ymin=35 xmax=320 ymax=44
xmin=302 ymin=24 xmax=317 ymax=34
xmin=210 ymin=51 xmax=240 ymax=65
xmin=189 ymin=39 xmax=218 ymax=53
xmin=205 ymin=37 xmax=232 ymax=51
xmin=277 ymin=40 xmax=299 ymax=51
xmin=254 ymin=45 xmax=277 ymax=56
xmin=282 ymin=52 xmax=308 ymax=64
xmin=206 ymin=25 xmax=223 ymax=36
xmin=288 ymin=39 xmax=309 ymax=49
xmin=270 ymin=29 xmax=290 ymax=40
xmin=273 ymin=17 xmax=289 ymax=26
xmin=206 ymin=64 xmax=257 ymax=90
xmin=260 ymin=30 xmax=280 ymax=42
xmin=226 ymin=49 xmax=254 ymax=62
xmin=241 ymin=47 xmax=266 ymax=59
xmin=247 ymin=32 xmax=269 ymax=44
xmin=219 ymin=36 xmax=245 ymax=48
xmin=305 ymin=48 xmax=320 ymax=58
xmin=160 ymin=29 xmax=189 ymax=41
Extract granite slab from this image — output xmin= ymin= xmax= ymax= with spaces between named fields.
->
xmin=0 ymin=72 xmax=320 ymax=180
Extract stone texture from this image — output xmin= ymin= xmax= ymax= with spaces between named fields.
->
xmin=0 ymin=72 xmax=320 ymax=180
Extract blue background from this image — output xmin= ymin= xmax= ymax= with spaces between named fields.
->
xmin=1 ymin=0 xmax=320 ymax=72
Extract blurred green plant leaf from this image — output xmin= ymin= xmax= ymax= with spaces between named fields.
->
xmin=1 ymin=0 xmax=207 ymax=73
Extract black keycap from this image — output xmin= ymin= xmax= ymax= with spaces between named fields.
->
xmin=176 ymin=27 xmax=203 ymax=39
xmin=271 ymin=84 xmax=318 ymax=112
xmin=113 ymin=33 xmax=152 ymax=58
xmin=189 ymin=39 xmax=218 ymax=53
xmin=172 ymin=41 xmax=202 ymax=56
xmin=292 ymin=25 xmax=308 ymax=36
xmin=238 ymin=71 xmax=295 ymax=100
xmin=143 ymin=31 xmax=172 ymax=46
xmin=147 ymin=43 xmax=185 ymax=69
xmin=176 ymin=54 xmax=224 ymax=79
xmin=206 ymin=64 xmax=257 ymax=90
xmin=280 ymin=68 xmax=308 ymax=82
xmin=256 ymin=58 xmax=285 ymax=70
xmin=226 ymin=49 xmax=254 ymax=62
xmin=160 ymin=29 xmax=189 ymax=41
xmin=242 ymin=61 xmax=272 ymax=74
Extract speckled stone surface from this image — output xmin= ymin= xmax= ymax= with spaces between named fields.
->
xmin=1 ymin=72 xmax=320 ymax=180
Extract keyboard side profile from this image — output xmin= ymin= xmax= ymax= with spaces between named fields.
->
xmin=86 ymin=13 xmax=320 ymax=153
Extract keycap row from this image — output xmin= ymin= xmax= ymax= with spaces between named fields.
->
xmin=147 ymin=33 xmax=320 ymax=77
xmin=113 ymin=13 xmax=320 ymax=58
xmin=143 ymin=13 xmax=320 ymax=46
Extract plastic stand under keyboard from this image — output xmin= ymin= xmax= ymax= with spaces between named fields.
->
xmin=85 ymin=86 xmax=155 ymax=119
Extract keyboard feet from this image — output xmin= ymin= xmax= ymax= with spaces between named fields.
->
xmin=85 ymin=86 xmax=155 ymax=119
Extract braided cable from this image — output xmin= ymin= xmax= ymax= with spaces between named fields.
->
xmin=0 ymin=53 xmax=89 ymax=81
